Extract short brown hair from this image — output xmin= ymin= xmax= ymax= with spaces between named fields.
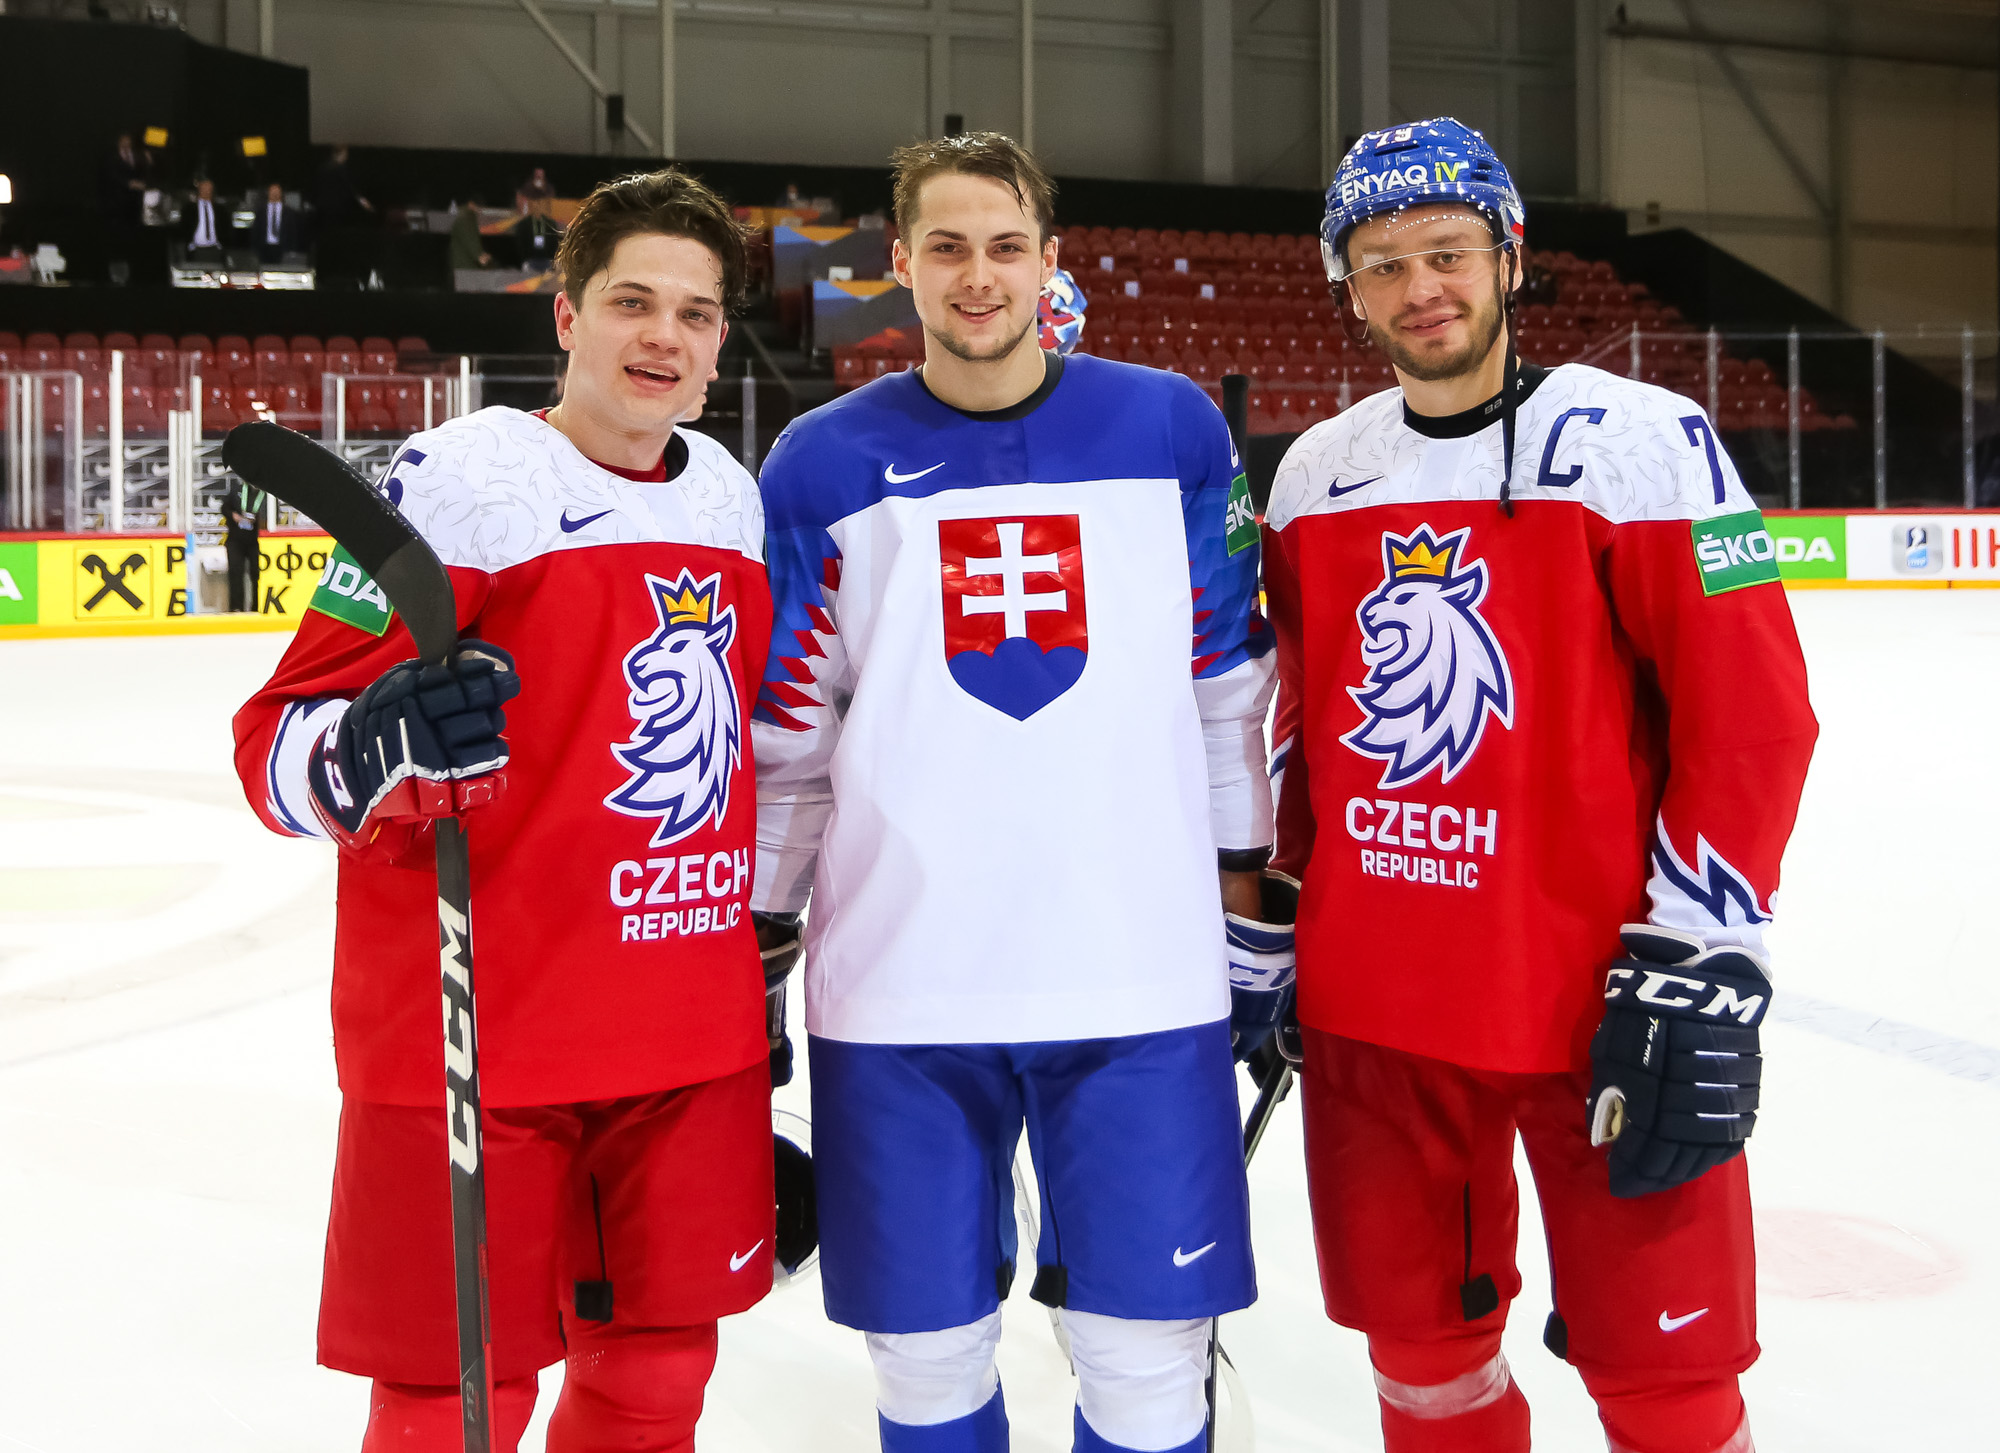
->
xmin=555 ymin=168 xmax=751 ymax=311
xmin=890 ymin=132 xmax=1057 ymax=244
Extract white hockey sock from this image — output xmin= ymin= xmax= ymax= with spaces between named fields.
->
xmin=866 ymin=1311 xmax=1003 ymax=1427
xmin=1063 ymin=1309 xmax=1210 ymax=1451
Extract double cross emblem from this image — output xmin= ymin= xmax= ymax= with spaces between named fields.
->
xmin=79 ymin=552 xmax=147 ymax=611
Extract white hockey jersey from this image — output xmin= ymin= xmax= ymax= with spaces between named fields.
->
xmin=751 ymin=355 xmax=1275 ymax=1045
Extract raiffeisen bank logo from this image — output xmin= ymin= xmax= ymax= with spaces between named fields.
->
xmin=1343 ymin=525 xmax=1514 ymax=789
xmin=606 ymin=570 xmax=742 ymax=846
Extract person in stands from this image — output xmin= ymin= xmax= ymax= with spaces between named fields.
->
xmin=181 ymin=178 xmax=234 ymax=261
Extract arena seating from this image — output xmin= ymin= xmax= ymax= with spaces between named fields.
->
xmin=0 ymin=329 xmax=443 ymax=439
xmin=825 ymin=227 xmax=1853 ymax=439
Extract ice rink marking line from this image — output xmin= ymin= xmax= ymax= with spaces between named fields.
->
xmin=1777 ymin=993 xmax=2000 ymax=1086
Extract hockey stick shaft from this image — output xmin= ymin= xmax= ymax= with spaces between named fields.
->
xmin=1241 ymin=1058 xmax=1295 ymax=1164
xmin=1207 ymin=1054 xmax=1297 ymax=1451
xmin=222 ymin=423 xmax=496 ymax=1453
xmin=437 ymin=817 xmax=495 ymax=1453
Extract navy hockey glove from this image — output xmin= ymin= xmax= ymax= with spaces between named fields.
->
xmin=307 ymin=639 xmax=520 ymax=853
xmin=755 ymin=912 xmax=803 ymax=1088
xmin=1586 ymin=925 xmax=1771 ymax=1199
xmin=1227 ymin=872 xmax=1300 ymax=1063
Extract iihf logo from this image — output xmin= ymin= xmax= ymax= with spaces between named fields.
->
xmin=1342 ymin=525 xmax=1513 ymax=788
xmin=605 ymin=571 xmax=741 ymax=846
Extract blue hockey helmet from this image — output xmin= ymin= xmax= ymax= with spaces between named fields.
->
xmin=1320 ymin=118 xmax=1526 ymax=284
xmin=1038 ymin=267 xmax=1088 ymax=355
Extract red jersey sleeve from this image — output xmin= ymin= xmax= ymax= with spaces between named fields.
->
xmin=1264 ymin=519 xmax=1320 ymax=881
xmin=1605 ymin=445 xmax=1818 ymax=954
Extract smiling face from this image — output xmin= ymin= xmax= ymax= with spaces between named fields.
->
xmin=893 ymin=172 xmax=1055 ymax=366
xmin=1344 ymin=204 xmax=1513 ymax=383
xmin=553 ymin=231 xmax=728 ymax=436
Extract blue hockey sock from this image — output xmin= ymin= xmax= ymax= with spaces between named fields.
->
xmin=879 ymin=1382 xmax=1008 ymax=1453
xmin=1072 ymin=1403 xmax=1206 ymax=1453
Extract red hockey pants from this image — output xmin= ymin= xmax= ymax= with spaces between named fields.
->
xmin=1300 ymin=1029 xmax=1758 ymax=1453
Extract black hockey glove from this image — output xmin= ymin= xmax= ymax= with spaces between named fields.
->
xmin=1226 ymin=872 xmax=1300 ymax=1063
xmin=1586 ymin=925 xmax=1771 ymax=1199
xmin=307 ymin=639 xmax=520 ymax=853
xmin=755 ymin=911 xmax=804 ymax=1088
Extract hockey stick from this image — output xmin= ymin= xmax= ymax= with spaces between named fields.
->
xmin=1203 ymin=1049 xmax=1295 ymax=1453
xmin=1205 ymin=369 xmax=1263 ymax=1453
xmin=223 ymin=422 xmax=497 ymax=1453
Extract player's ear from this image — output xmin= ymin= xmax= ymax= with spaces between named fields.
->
xmin=553 ymin=288 xmax=578 ymax=349
xmin=1042 ymin=232 xmax=1058 ymax=285
xmin=891 ymin=237 xmax=914 ymax=290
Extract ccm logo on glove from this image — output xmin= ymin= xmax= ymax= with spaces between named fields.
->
xmin=1602 ymin=965 xmax=1767 ymax=1025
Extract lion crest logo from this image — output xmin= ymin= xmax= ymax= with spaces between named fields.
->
xmin=1342 ymin=525 xmax=1513 ymax=788
xmin=605 ymin=570 xmax=741 ymax=846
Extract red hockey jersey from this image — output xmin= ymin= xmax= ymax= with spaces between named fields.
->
xmin=233 ymin=408 xmax=772 ymax=1107
xmin=1265 ymin=365 xmax=1817 ymax=1074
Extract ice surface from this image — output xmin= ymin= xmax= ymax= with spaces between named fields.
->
xmin=1 ymin=593 xmax=1994 ymax=1451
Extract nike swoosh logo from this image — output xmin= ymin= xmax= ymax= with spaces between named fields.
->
xmin=1658 ymin=1307 xmax=1709 ymax=1332
xmin=560 ymin=508 xmax=614 ymax=533
xmin=1327 ymin=476 xmax=1382 ymax=499
xmin=885 ymin=462 xmax=945 ymax=484
xmin=729 ymin=1239 xmax=765 ymax=1272
xmin=1173 ymin=1241 xmax=1218 ymax=1267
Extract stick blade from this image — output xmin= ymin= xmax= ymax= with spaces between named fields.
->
xmin=223 ymin=421 xmax=458 ymax=663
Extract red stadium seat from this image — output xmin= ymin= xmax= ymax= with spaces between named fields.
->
xmin=80 ymin=377 xmax=111 ymax=438
xmin=121 ymin=385 xmax=163 ymax=438
xmin=260 ymin=380 xmax=310 ymax=423
xmin=363 ymin=347 xmax=398 ymax=374
xmin=396 ymin=336 xmax=432 ymax=357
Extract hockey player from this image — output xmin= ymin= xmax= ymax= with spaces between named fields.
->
xmin=233 ymin=170 xmax=776 ymax=1452
xmin=1262 ymin=119 xmax=1818 ymax=1453
xmin=750 ymin=132 xmax=1285 ymax=1453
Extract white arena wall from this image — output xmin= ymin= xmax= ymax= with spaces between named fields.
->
xmin=175 ymin=0 xmax=1995 ymax=332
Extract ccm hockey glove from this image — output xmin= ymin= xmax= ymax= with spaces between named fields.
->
xmin=754 ymin=912 xmax=804 ymax=1088
xmin=1227 ymin=872 xmax=1301 ymax=1063
xmin=1587 ymin=925 xmax=1772 ymax=1199
xmin=307 ymin=639 xmax=520 ymax=854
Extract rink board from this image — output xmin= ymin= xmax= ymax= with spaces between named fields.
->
xmin=1 ymin=512 xmax=1996 ymax=641
xmin=0 ymin=532 xmax=337 ymax=640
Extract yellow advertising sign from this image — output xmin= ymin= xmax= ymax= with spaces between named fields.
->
xmin=0 ymin=534 xmax=338 ymax=639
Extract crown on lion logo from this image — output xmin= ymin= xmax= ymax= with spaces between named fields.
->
xmin=1389 ymin=540 xmax=1454 ymax=579
xmin=654 ymin=574 xmax=718 ymax=626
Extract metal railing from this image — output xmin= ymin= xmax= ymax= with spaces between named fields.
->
xmin=1571 ymin=325 xmax=1997 ymax=510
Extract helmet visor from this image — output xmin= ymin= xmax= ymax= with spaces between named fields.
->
xmin=1343 ymin=241 xmax=1511 ymax=304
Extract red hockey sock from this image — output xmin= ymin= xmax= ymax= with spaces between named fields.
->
xmin=1368 ymin=1331 xmax=1531 ymax=1453
xmin=361 ymin=1375 xmax=537 ymax=1452
xmin=545 ymin=1320 xmax=719 ymax=1453
xmin=1581 ymin=1368 xmax=1750 ymax=1453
